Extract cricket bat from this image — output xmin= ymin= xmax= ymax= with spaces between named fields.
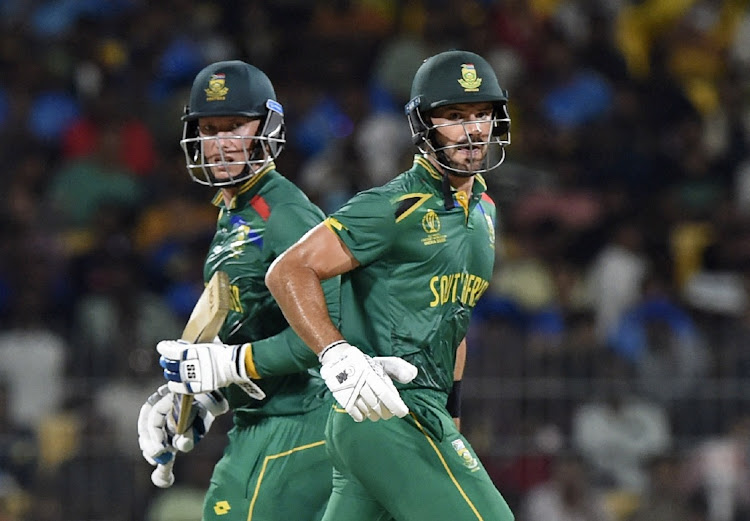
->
xmin=151 ymin=270 xmax=232 ymax=488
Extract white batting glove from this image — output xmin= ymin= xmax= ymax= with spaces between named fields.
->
xmin=157 ymin=340 xmax=266 ymax=400
xmin=319 ymin=341 xmax=418 ymax=422
xmin=137 ymin=384 xmax=229 ymax=467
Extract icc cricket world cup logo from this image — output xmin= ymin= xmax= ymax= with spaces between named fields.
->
xmin=422 ymin=209 xmax=441 ymax=234
xmin=421 ymin=209 xmax=447 ymax=245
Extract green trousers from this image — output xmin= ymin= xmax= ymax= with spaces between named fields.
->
xmin=321 ymin=401 xmax=514 ymax=521
xmin=203 ymin=404 xmax=332 ymax=521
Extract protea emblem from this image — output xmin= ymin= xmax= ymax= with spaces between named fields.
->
xmin=458 ymin=64 xmax=482 ymax=92
xmin=205 ymin=73 xmax=229 ymax=101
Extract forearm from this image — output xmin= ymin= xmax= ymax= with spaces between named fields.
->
xmin=244 ymin=276 xmax=341 ymax=377
xmin=266 ymin=261 xmax=341 ymax=355
xmin=266 ymin=224 xmax=354 ymax=355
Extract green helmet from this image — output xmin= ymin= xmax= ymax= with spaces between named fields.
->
xmin=405 ymin=50 xmax=510 ymax=176
xmin=180 ymin=60 xmax=285 ymax=187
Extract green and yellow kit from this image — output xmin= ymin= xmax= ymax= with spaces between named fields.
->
xmin=321 ymin=156 xmax=513 ymax=521
xmin=201 ymin=163 xmax=337 ymax=521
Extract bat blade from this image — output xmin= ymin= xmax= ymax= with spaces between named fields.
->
xmin=152 ymin=270 xmax=232 ymax=488
xmin=181 ymin=270 xmax=232 ymax=343
xmin=175 ymin=270 xmax=231 ymax=435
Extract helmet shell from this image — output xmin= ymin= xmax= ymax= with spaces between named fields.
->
xmin=180 ymin=60 xmax=285 ymax=187
xmin=183 ymin=60 xmax=277 ymax=121
xmin=409 ymin=50 xmax=507 ymax=111
xmin=405 ymin=50 xmax=511 ymax=177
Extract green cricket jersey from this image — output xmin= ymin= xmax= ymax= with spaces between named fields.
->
xmin=321 ymin=155 xmax=512 ymax=521
xmin=203 ymin=162 xmax=338 ymax=422
xmin=325 ymin=155 xmax=497 ymax=394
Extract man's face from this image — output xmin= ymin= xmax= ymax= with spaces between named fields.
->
xmin=428 ymin=102 xmax=494 ymax=173
xmin=197 ymin=116 xmax=262 ymax=180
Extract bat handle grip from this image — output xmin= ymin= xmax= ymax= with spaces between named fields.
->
xmin=152 ymin=459 xmax=175 ymax=488
xmin=176 ymin=393 xmax=194 ymax=434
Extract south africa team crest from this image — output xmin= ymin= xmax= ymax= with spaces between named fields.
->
xmin=205 ymin=73 xmax=229 ymax=101
xmin=457 ymin=64 xmax=482 ymax=92
xmin=451 ymin=439 xmax=480 ymax=471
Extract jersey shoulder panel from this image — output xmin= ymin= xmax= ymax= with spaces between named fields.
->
xmin=262 ymin=178 xmax=326 ymax=254
xmin=325 ymin=180 xmax=411 ymax=266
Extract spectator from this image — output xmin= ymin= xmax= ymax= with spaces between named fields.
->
xmin=608 ymin=272 xmax=710 ymax=404
xmin=519 ymin=451 xmax=615 ymax=521
xmin=46 ymin=123 xmax=145 ymax=230
xmin=571 ymin=378 xmax=672 ymax=494
xmin=628 ymin=453 xmax=694 ymax=521
xmin=47 ymin=396 xmax=146 ymax=521
xmin=682 ymin=414 xmax=750 ymax=521
xmin=585 ymin=217 xmax=649 ymax=342
xmin=0 ymin=378 xmax=36 ymax=521
xmin=0 ymin=281 xmax=66 ymax=431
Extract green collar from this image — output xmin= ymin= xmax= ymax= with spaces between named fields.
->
xmin=411 ymin=155 xmax=488 ymax=207
xmin=211 ymin=162 xmax=276 ymax=210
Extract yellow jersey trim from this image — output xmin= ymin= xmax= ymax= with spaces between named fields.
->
xmin=244 ymin=343 xmax=261 ymax=380
xmin=415 ymin=156 xmax=442 ymax=181
xmin=324 ymin=216 xmax=346 ymax=232
xmin=247 ymin=439 xmax=327 ymax=520
xmin=394 ymin=193 xmax=434 ymax=223
xmin=332 ymin=407 xmax=484 ymax=519
xmin=410 ymin=412 xmax=485 ymax=520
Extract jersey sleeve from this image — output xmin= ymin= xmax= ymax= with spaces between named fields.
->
xmin=245 ymin=324 xmax=317 ymax=377
xmin=325 ymin=189 xmax=396 ymax=266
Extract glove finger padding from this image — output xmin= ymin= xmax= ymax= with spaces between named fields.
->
xmin=178 ymin=390 xmax=230 ymax=450
xmin=319 ymin=341 xmax=412 ymax=422
xmin=356 ymin=371 xmax=381 ymax=411
xmin=194 ymin=389 xmax=230 ymax=417
xmin=138 ymin=385 xmax=229 ymax=465
xmin=138 ymin=385 xmax=178 ymax=466
xmin=363 ymin=358 xmax=410 ymax=419
xmin=374 ymin=356 xmax=418 ymax=384
xmin=369 ymin=400 xmax=393 ymax=421
xmin=168 ymin=390 xmax=229 ymax=452
xmin=166 ymin=393 xmax=198 ymax=452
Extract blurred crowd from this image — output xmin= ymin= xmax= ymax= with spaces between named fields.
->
xmin=2 ymin=0 xmax=750 ymax=520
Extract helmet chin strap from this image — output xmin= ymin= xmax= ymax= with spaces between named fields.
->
xmin=441 ymin=173 xmax=455 ymax=210
xmin=434 ymin=148 xmax=482 ymax=210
